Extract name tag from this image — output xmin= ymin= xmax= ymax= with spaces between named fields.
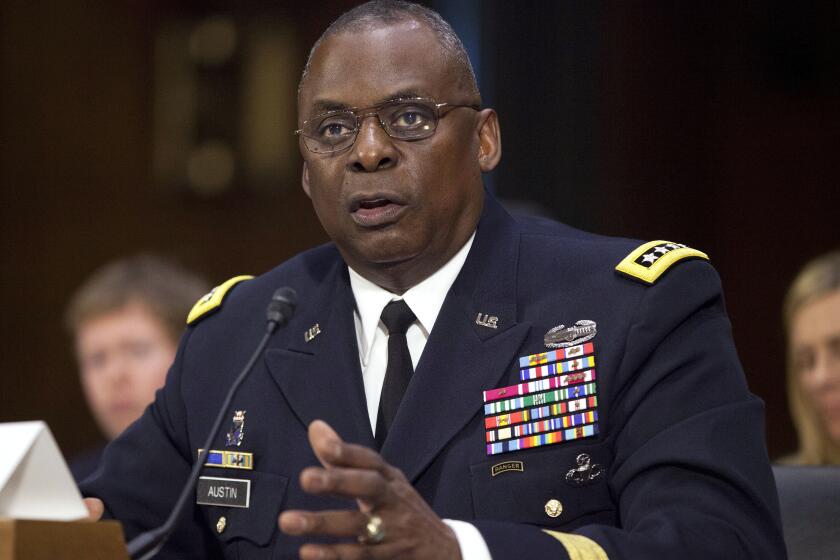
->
xmin=196 ymin=476 xmax=251 ymax=508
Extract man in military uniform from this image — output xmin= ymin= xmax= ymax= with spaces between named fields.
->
xmin=82 ymin=2 xmax=787 ymax=558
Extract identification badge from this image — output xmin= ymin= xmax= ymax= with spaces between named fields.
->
xmin=196 ymin=476 xmax=251 ymax=508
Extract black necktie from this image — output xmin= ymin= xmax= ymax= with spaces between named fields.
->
xmin=375 ymin=300 xmax=417 ymax=449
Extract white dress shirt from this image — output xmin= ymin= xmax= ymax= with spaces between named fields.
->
xmin=347 ymin=231 xmax=492 ymax=560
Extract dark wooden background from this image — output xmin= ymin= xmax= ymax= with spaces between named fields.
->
xmin=2 ymin=1 xmax=838 ymax=461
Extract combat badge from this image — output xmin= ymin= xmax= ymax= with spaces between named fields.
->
xmin=564 ymin=453 xmax=603 ymax=486
xmin=225 ymin=410 xmax=246 ymax=447
xmin=544 ymin=320 xmax=597 ymax=348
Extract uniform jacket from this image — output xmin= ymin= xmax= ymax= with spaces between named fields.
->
xmin=82 ymin=193 xmax=787 ymax=559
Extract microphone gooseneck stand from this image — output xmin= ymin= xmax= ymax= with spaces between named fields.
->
xmin=126 ymin=287 xmax=297 ymax=560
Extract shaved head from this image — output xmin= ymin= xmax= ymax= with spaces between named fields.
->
xmin=299 ymin=0 xmax=480 ymax=103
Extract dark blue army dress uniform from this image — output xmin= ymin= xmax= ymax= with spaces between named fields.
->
xmin=81 ymin=193 xmax=787 ymax=559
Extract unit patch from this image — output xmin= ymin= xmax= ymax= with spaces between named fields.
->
xmin=225 ymin=410 xmax=246 ymax=447
xmin=491 ymin=461 xmax=524 ymax=477
xmin=483 ymin=342 xmax=600 ymax=456
xmin=615 ymin=240 xmax=709 ymax=285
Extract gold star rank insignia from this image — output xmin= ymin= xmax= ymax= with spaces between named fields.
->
xmin=187 ymin=275 xmax=254 ymax=324
xmin=615 ymin=240 xmax=708 ymax=284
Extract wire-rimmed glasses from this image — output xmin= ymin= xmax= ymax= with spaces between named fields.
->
xmin=295 ymin=97 xmax=480 ymax=154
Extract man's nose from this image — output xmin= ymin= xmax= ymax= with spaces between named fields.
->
xmin=102 ymin=353 xmax=131 ymax=387
xmin=347 ymin=116 xmax=398 ymax=172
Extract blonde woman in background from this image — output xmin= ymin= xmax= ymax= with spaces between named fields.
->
xmin=783 ymin=250 xmax=840 ymax=465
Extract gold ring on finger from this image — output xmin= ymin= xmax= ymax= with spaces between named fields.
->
xmin=358 ymin=513 xmax=385 ymax=545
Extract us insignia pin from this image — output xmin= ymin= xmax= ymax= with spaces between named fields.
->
xmin=544 ymin=320 xmax=597 ymax=348
xmin=304 ymin=323 xmax=321 ymax=342
xmin=225 ymin=410 xmax=246 ymax=447
xmin=475 ymin=313 xmax=499 ymax=329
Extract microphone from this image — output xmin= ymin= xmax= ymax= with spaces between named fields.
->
xmin=126 ymin=287 xmax=298 ymax=560
xmin=266 ymin=286 xmax=297 ymax=330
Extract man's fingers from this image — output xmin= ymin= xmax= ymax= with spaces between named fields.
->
xmin=308 ymin=420 xmax=343 ymax=468
xmin=300 ymin=466 xmax=389 ymax=503
xmin=83 ymin=497 xmax=104 ymax=521
xmin=308 ymin=420 xmax=393 ymax=477
xmin=279 ymin=509 xmax=368 ymax=537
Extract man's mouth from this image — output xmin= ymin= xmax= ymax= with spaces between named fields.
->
xmin=349 ymin=196 xmax=407 ymax=227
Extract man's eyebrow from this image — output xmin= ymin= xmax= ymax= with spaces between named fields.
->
xmin=308 ymin=90 xmax=434 ymax=115
xmin=377 ymin=89 xmax=432 ymax=103
xmin=309 ymin=99 xmax=352 ymax=114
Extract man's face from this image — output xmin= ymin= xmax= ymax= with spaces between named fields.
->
xmin=76 ymin=302 xmax=177 ymax=439
xmin=298 ymin=21 xmax=495 ymax=291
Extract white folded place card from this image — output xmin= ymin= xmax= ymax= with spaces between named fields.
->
xmin=0 ymin=421 xmax=88 ymax=520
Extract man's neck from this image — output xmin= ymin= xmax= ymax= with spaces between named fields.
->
xmin=347 ymin=234 xmax=478 ymax=294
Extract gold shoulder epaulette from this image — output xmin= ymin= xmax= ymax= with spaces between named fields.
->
xmin=187 ymin=275 xmax=254 ymax=325
xmin=615 ymin=240 xmax=708 ymax=285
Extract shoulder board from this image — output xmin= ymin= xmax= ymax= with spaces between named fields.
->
xmin=615 ymin=240 xmax=708 ymax=285
xmin=187 ymin=275 xmax=254 ymax=325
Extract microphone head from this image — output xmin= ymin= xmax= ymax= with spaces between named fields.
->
xmin=267 ymin=287 xmax=298 ymax=326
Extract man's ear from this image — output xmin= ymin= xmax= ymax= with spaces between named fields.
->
xmin=476 ymin=109 xmax=502 ymax=172
xmin=301 ymin=161 xmax=311 ymax=198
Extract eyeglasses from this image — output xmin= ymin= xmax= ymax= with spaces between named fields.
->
xmin=295 ymin=97 xmax=481 ymax=154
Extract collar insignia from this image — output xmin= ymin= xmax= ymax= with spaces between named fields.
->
xmin=475 ymin=313 xmax=499 ymax=329
xmin=304 ymin=323 xmax=321 ymax=342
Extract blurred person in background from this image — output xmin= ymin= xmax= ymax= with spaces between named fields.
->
xmin=64 ymin=254 xmax=208 ymax=482
xmin=782 ymin=250 xmax=840 ymax=465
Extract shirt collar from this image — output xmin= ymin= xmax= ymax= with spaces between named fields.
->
xmin=348 ymin=231 xmax=476 ymax=366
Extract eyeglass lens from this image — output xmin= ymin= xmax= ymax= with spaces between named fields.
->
xmin=302 ymin=100 xmax=438 ymax=153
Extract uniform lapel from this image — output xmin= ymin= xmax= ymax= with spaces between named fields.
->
xmin=264 ymin=262 xmax=375 ymax=448
xmin=381 ymin=195 xmax=530 ymax=482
